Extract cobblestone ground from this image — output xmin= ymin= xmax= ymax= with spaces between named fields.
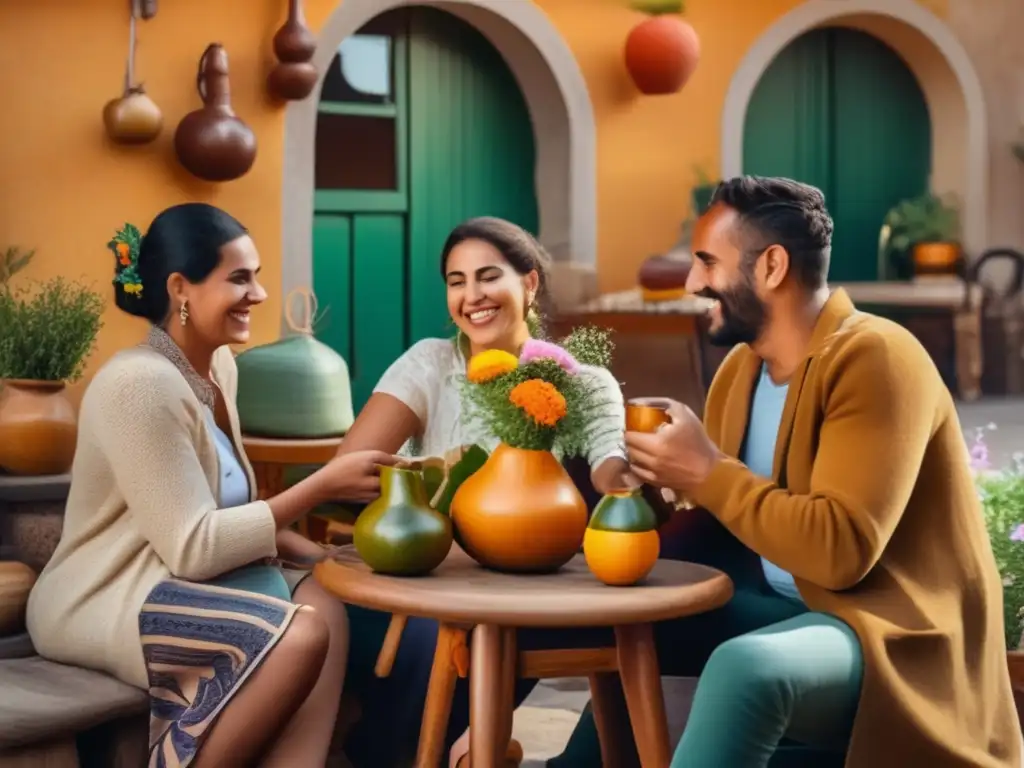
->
xmin=513 ymin=398 xmax=1023 ymax=766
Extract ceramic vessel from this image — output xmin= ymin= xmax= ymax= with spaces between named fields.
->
xmin=0 ymin=561 xmax=37 ymax=637
xmin=912 ymin=241 xmax=961 ymax=276
xmin=450 ymin=443 xmax=588 ymax=573
xmin=235 ymin=335 xmax=354 ymax=438
xmin=353 ymin=466 xmax=453 ymax=576
xmin=174 ymin=44 xmax=257 ymax=182
xmin=584 ymin=488 xmax=660 ymax=586
xmin=267 ymin=0 xmax=319 ymax=100
xmin=625 ymin=15 xmax=701 ymax=96
xmin=625 ymin=397 xmax=671 ymax=433
xmin=0 ymin=380 xmax=77 ymax=475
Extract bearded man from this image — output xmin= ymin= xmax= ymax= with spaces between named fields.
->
xmin=550 ymin=176 xmax=1020 ymax=768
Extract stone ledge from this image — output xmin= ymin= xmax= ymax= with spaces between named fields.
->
xmin=0 ymin=475 xmax=71 ymax=504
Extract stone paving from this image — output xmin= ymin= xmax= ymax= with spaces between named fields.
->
xmin=511 ymin=397 xmax=1024 ymax=766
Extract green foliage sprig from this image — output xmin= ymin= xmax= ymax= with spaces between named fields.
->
xmin=0 ymin=278 xmax=105 ymax=382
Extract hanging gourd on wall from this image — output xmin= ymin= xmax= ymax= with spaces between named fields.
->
xmin=103 ymin=0 xmax=163 ymax=145
xmin=624 ymin=0 xmax=701 ymax=96
xmin=235 ymin=288 xmax=355 ymax=439
xmin=174 ymin=44 xmax=258 ymax=182
xmin=267 ymin=0 xmax=319 ymax=101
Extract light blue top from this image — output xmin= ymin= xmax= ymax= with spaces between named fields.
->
xmin=205 ymin=410 xmax=251 ymax=508
xmin=743 ymin=364 xmax=804 ymax=604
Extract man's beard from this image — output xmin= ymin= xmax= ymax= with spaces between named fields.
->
xmin=698 ymin=273 xmax=768 ymax=347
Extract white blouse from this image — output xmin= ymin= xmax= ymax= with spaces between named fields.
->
xmin=374 ymin=337 xmax=627 ymax=468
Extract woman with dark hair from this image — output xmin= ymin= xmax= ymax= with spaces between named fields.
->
xmin=336 ymin=216 xmax=634 ymax=767
xmin=27 ymin=203 xmax=396 ymax=768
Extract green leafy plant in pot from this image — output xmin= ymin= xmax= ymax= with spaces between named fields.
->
xmin=0 ymin=254 xmax=104 ymax=475
xmin=878 ymin=192 xmax=962 ymax=279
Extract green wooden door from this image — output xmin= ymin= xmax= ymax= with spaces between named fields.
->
xmin=743 ymin=27 xmax=931 ymax=282
xmin=313 ymin=8 xmax=539 ymax=409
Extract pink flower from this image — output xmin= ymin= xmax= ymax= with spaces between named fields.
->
xmin=519 ymin=339 xmax=580 ymax=374
xmin=1011 ymin=524 xmax=1024 ymax=542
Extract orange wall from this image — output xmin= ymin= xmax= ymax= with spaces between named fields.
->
xmin=0 ymin=0 xmax=949 ymax=402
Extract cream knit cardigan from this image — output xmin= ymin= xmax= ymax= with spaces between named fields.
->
xmin=26 ymin=344 xmax=278 ymax=690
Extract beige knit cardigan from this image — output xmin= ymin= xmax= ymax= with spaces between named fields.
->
xmin=26 ymin=345 xmax=278 ymax=689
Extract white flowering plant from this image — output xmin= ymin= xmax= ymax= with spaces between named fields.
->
xmin=971 ymin=424 xmax=1024 ymax=650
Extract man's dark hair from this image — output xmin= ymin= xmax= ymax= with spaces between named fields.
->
xmin=710 ymin=175 xmax=833 ymax=290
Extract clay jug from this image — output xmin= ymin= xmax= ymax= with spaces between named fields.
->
xmin=0 ymin=561 xmax=37 ymax=637
xmin=450 ymin=443 xmax=588 ymax=573
xmin=267 ymin=0 xmax=318 ymax=100
xmin=0 ymin=380 xmax=77 ymax=476
xmin=174 ymin=43 xmax=258 ymax=182
xmin=354 ymin=465 xmax=453 ymax=576
xmin=584 ymin=489 xmax=660 ymax=586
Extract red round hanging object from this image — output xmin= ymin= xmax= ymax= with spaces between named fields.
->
xmin=625 ymin=14 xmax=701 ymax=95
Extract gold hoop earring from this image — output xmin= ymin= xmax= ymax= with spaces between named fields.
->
xmin=179 ymin=300 xmax=189 ymax=327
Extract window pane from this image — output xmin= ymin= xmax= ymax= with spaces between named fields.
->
xmin=315 ymin=113 xmax=397 ymax=191
xmin=321 ymin=35 xmax=393 ymax=105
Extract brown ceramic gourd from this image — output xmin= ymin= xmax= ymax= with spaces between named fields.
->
xmin=450 ymin=443 xmax=588 ymax=573
xmin=267 ymin=0 xmax=318 ymax=101
xmin=174 ymin=44 xmax=258 ymax=182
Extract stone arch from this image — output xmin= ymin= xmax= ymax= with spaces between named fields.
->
xmin=280 ymin=0 xmax=597 ymax=315
xmin=721 ymin=0 xmax=988 ymax=257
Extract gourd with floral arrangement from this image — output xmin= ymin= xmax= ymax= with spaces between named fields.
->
xmin=449 ymin=327 xmax=618 ymax=573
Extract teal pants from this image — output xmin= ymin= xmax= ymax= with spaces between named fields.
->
xmin=671 ymin=609 xmax=862 ymax=768
xmin=550 ymin=589 xmax=862 ymax=768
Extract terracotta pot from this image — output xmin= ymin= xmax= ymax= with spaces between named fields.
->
xmin=0 ymin=380 xmax=77 ymax=475
xmin=0 ymin=561 xmax=37 ymax=637
xmin=450 ymin=443 xmax=588 ymax=573
xmin=913 ymin=241 xmax=961 ymax=276
xmin=353 ymin=465 xmax=453 ymax=576
xmin=625 ymin=15 xmax=701 ymax=96
xmin=584 ymin=489 xmax=660 ymax=586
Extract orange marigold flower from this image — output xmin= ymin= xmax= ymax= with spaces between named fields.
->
xmin=509 ymin=379 xmax=567 ymax=427
xmin=116 ymin=242 xmax=132 ymax=265
xmin=467 ymin=349 xmax=518 ymax=383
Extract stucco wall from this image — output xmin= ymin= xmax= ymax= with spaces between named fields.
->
xmin=0 ymin=0 xmax=1013 ymax=403
xmin=947 ymin=0 xmax=1024 ymax=250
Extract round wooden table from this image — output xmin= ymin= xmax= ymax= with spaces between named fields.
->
xmin=315 ymin=545 xmax=733 ymax=768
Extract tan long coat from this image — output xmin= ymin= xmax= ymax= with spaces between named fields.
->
xmin=691 ymin=289 xmax=1021 ymax=766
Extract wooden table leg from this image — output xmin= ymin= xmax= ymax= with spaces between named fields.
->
xmin=415 ymin=624 xmax=469 ymax=768
xmin=469 ymin=624 xmax=515 ymax=768
xmin=614 ymin=624 xmax=671 ymax=768
xmin=589 ymin=671 xmax=640 ymax=768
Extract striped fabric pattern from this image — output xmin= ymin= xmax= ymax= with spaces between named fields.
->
xmin=140 ymin=578 xmax=298 ymax=768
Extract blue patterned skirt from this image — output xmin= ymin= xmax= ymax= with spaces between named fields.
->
xmin=140 ymin=569 xmax=299 ymax=768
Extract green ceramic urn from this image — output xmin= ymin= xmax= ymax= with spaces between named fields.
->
xmin=354 ymin=465 xmax=453 ymax=576
xmin=235 ymin=333 xmax=354 ymax=438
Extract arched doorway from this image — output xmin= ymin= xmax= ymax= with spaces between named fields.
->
xmin=312 ymin=7 xmax=539 ymax=408
xmin=720 ymin=0 xmax=988 ymax=259
xmin=743 ymin=27 xmax=931 ymax=281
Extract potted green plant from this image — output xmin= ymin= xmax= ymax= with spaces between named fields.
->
xmin=0 ymin=263 xmax=104 ymax=476
xmin=878 ymin=192 xmax=962 ymax=279
xmin=970 ymin=426 xmax=1024 ymax=723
